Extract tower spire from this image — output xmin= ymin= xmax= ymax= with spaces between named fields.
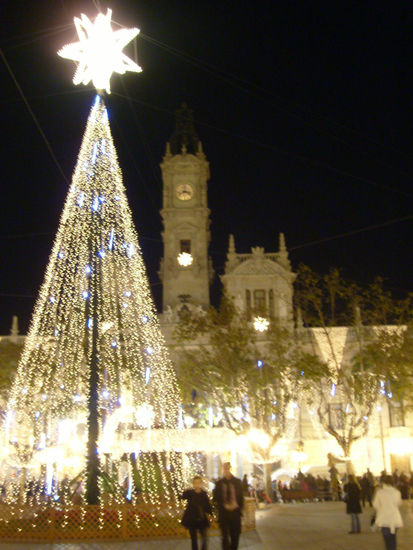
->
xmin=225 ymin=234 xmax=238 ymax=271
xmin=278 ymin=232 xmax=291 ymax=270
xmin=169 ymin=103 xmax=199 ymax=155
xmin=228 ymin=234 xmax=236 ymax=255
xmin=10 ymin=315 xmax=19 ymax=343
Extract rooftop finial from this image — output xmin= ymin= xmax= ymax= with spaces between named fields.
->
xmin=10 ymin=315 xmax=19 ymax=343
xmin=225 ymin=234 xmax=238 ymax=271
xmin=278 ymin=232 xmax=291 ymax=270
xmin=279 ymin=232 xmax=287 ymax=253
xmin=296 ymin=307 xmax=304 ymax=328
xmin=228 ymin=234 xmax=236 ymax=255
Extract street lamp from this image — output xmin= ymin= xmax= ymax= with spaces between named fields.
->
xmin=253 ymin=316 xmax=269 ymax=332
xmin=177 ymin=252 xmax=193 ymax=267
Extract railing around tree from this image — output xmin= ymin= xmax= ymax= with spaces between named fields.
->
xmin=0 ymin=498 xmax=256 ymax=542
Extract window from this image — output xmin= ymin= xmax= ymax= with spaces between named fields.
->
xmin=246 ymin=290 xmax=251 ymax=316
xmin=254 ymin=289 xmax=266 ymax=312
xmin=180 ymin=239 xmax=191 ymax=253
xmin=388 ymin=401 xmax=405 ymax=427
xmin=269 ymin=289 xmax=274 ymax=318
xmin=328 ymin=403 xmax=344 ymax=430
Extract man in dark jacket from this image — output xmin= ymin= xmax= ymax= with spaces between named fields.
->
xmin=213 ymin=462 xmax=244 ymax=550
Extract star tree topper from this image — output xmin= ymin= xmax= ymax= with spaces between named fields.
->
xmin=58 ymin=8 xmax=142 ymax=93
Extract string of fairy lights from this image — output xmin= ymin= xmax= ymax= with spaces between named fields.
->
xmin=1 ymin=94 xmax=187 ymax=514
xmin=0 ymin=8 xmax=196 ymax=522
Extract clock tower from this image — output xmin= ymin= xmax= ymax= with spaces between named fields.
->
xmin=159 ymin=104 xmax=213 ymax=312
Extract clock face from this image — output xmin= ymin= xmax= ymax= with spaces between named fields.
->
xmin=176 ymin=183 xmax=194 ymax=201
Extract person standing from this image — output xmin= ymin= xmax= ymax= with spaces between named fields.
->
xmin=213 ymin=462 xmax=244 ymax=550
xmin=360 ymin=473 xmax=373 ymax=507
xmin=181 ymin=476 xmax=212 ymax=550
xmin=344 ymin=474 xmax=362 ymax=534
xmin=373 ymin=475 xmax=403 ymax=550
xmin=241 ymin=474 xmax=249 ymax=497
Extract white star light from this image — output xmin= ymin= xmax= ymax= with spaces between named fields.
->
xmin=58 ymin=8 xmax=142 ymax=93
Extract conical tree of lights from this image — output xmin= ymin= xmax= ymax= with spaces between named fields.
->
xmin=4 ymin=95 xmax=183 ymax=507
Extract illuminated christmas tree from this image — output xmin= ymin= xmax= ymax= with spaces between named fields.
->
xmin=2 ymin=10 xmax=183 ymax=510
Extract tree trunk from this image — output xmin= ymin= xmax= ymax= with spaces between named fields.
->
xmin=85 ymin=235 xmax=101 ymax=505
xmin=263 ymin=463 xmax=272 ymax=502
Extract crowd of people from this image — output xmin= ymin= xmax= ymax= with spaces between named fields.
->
xmin=180 ymin=464 xmax=410 ymax=550
xmin=240 ymin=468 xmax=413 ymax=505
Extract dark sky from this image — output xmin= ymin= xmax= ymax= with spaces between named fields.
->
xmin=1 ymin=0 xmax=412 ymax=335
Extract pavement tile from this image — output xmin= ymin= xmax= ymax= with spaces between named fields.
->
xmin=256 ymin=501 xmax=413 ymax=550
xmin=1 ymin=501 xmax=411 ymax=550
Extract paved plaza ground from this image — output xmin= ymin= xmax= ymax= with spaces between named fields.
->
xmin=257 ymin=500 xmax=413 ymax=550
xmin=0 ymin=501 xmax=412 ymax=549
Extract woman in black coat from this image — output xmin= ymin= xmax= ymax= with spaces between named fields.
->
xmin=180 ymin=476 xmax=212 ymax=550
xmin=344 ymin=474 xmax=362 ymax=534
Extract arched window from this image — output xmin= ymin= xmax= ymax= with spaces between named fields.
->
xmin=253 ymin=289 xmax=266 ymax=312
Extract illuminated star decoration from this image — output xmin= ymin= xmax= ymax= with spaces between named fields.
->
xmin=58 ymin=8 xmax=142 ymax=93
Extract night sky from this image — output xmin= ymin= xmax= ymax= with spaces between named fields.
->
xmin=1 ymin=0 xmax=412 ymax=335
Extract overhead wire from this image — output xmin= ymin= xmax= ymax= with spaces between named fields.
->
xmin=289 ymin=214 xmax=413 ymax=251
xmin=111 ymin=92 xmax=413 ymax=200
xmin=3 ymin=17 xmax=410 ymax=198
xmin=1 ymin=12 xmax=411 ymax=306
xmin=136 ymin=31 xmax=412 ymax=178
xmin=0 ymin=48 xmax=70 ymax=187
xmin=3 ymin=13 xmax=410 ymax=178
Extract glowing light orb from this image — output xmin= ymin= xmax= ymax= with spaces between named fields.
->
xmin=177 ymin=252 xmax=193 ymax=267
xmin=253 ymin=316 xmax=269 ymax=332
xmin=58 ymin=8 xmax=142 ymax=93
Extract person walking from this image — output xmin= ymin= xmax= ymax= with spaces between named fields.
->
xmin=360 ymin=473 xmax=373 ymax=507
xmin=373 ymin=475 xmax=403 ymax=550
xmin=344 ymin=474 xmax=362 ymax=534
xmin=181 ymin=476 xmax=212 ymax=550
xmin=213 ymin=462 xmax=244 ymax=550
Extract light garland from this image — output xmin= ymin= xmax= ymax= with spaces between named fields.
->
xmin=1 ymin=95 xmax=185 ymax=512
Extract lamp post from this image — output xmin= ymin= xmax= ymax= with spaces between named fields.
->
xmin=377 ymin=404 xmax=387 ymax=473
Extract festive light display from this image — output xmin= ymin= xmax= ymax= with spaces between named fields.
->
xmin=58 ymin=9 xmax=142 ymax=93
xmin=253 ymin=316 xmax=269 ymax=333
xmin=1 ymin=95 xmax=184 ymax=511
xmin=177 ymin=251 xmax=193 ymax=267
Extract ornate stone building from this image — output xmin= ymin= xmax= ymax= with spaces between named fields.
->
xmin=1 ymin=106 xmax=412 ymax=480
xmin=158 ymin=104 xmax=296 ymax=328
xmin=156 ymin=106 xmax=413 ymax=478
xmin=158 ymin=104 xmax=213 ymax=316
xmin=221 ymin=234 xmax=296 ymax=325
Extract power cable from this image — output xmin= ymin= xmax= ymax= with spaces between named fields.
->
xmin=137 ymin=32 xmax=411 ymax=176
xmin=289 ymin=214 xmax=413 ymax=251
xmin=3 ymin=14 xmax=409 ymax=177
xmin=118 ymin=79 xmax=163 ymax=191
xmin=111 ymin=92 xmax=413 ymax=200
xmin=3 ymin=24 xmax=73 ymax=50
xmin=0 ymin=48 xmax=70 ymax=186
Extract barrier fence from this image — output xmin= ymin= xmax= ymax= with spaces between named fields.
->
xmin=0 ymin=498 xmax=256 ymax=542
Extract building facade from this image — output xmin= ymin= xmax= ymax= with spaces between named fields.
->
xmin=158 ymin=104 xmax=213 ymax=314
xmin=222 ymin=234 xmax=296 ymax=326
xmin=156 ymin=107 xmax=413 ymax=479
xmin=1 ymin=107 xmax=412 ymax=481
